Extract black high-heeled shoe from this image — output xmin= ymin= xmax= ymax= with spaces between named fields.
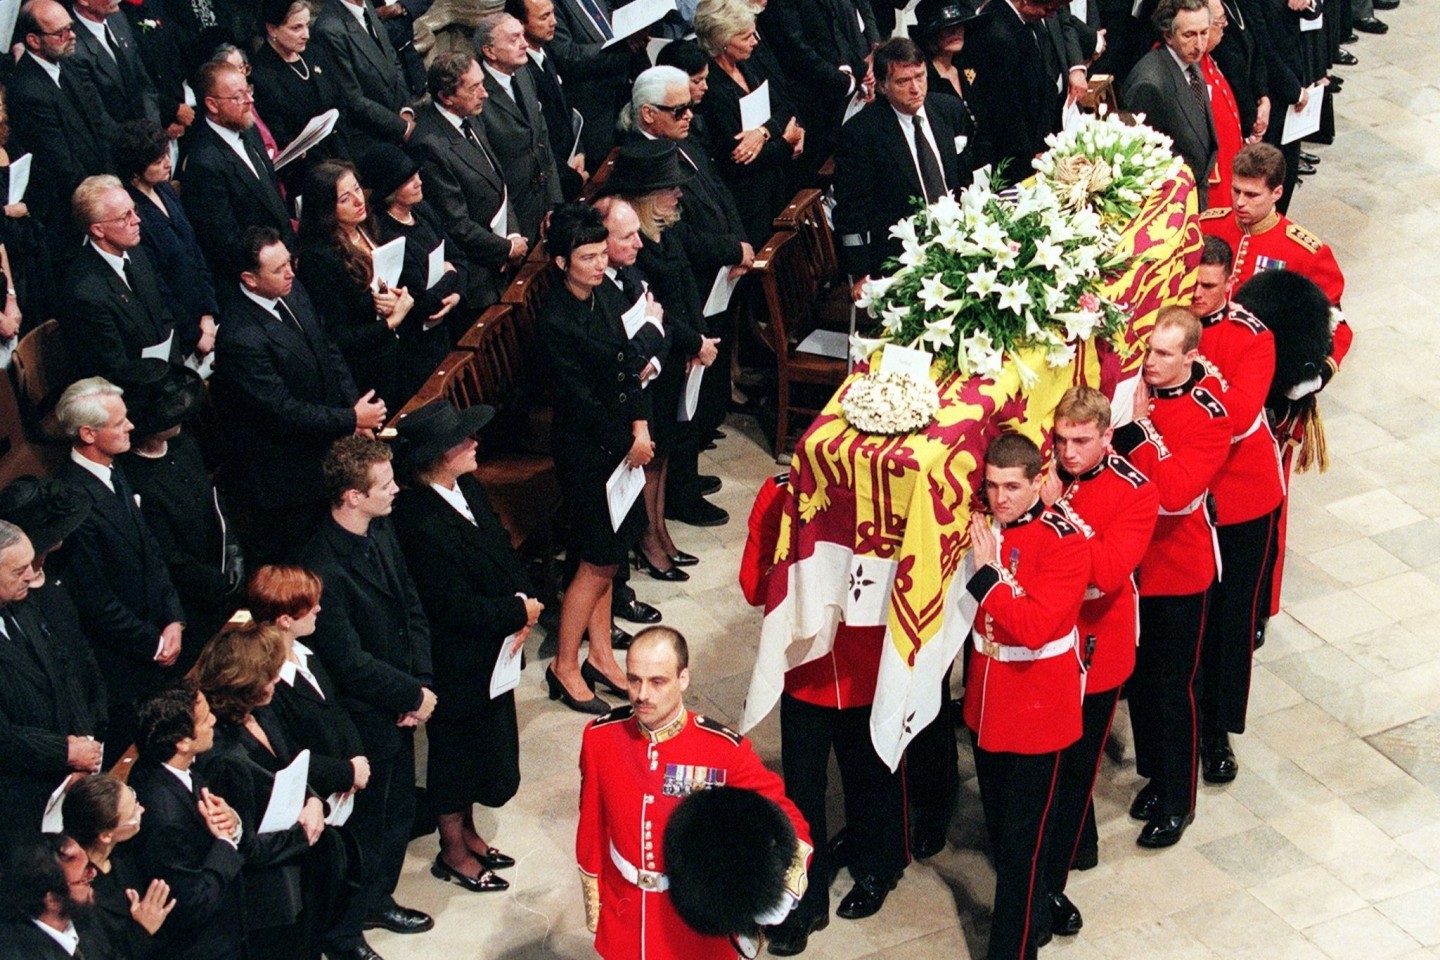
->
xmin=545 ymin=666 xmax=609 ymax=715
xmin=634 ymin=550 xmax=689 ymax=581
xmin=581 ymin=659 xmax=627 ymax=697
xmin=668 ymin=550 xmax=699 ymax=567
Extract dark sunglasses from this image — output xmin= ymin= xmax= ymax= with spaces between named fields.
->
xmin=648 ymin=101 xmax=696 ymax=118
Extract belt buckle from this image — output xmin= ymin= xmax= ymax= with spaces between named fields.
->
xmin=977 ymin=637 xmax=1000 ymax=659
xmin=637 ymin=871 xmax=661 ymax=891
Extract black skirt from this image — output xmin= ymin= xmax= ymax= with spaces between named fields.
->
xmin=554 ymin=425 xmax=646 ymax=566
xmin=426 ymin=691 xmax=520 ymax=812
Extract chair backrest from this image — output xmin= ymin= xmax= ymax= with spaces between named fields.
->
xmin=386 ymin=351 xmax=479 ymax=429
xmin=0 ymin=362 xmax=63 ymax=485
xmin=579 ymin=146 xmax=621 ymax=203
xmin=749 ymin=229 xmax=810 ymax=362
xmin=10 ymin=319 xmax=71 ymax=425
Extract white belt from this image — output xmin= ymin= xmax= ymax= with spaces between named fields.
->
xmin=973 ymin=629 xmax=1077 ymax=662
xmin=1232 ymin=411 xmax=1266 ymax=444
xmin=1158 ymin=493 xmax=1205 ymax=517
xmin=610 ymin=842 xmax=669 ymax=892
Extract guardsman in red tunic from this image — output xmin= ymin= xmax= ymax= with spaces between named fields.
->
xmin=1190 ymin=235 xmax=1284 ymax=787
xmin=577 ymin=627 xmax=813 ymax=960
xmin=1038 ymin=387 xmax=1160 ymax=939
xmin=963 ymin=433 xmax=1089 ymax=960
xmin=1111 ymin=308 xmax=1231 ymax=850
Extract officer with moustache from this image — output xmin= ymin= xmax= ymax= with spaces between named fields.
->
xmin=1110 ymin=308 xmax=1230 ymax=850
xmin=1037 ymin=387 xmax=1159 ymax=938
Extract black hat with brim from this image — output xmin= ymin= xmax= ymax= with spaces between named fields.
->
xmin=390 ymin=400 xmax=496 ymax=479
xmin=910 ymin=0 xmax=988 ymax=41
xmin=601 ymin=138 xmax=694 ymax=197
xmin=0 ymin=476 xmax=92 ymax=555
xmin=112 ymin=358 xmax=205 ymax=440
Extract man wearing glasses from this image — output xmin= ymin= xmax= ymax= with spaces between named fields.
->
xmin=7 ymin=0 xmax=117 ymax=254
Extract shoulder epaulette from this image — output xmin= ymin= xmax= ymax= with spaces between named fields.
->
xmin=1285 ymin=222 xmax=1323 ymax=253
xmin=1041 ymin=509 xmax=1083 ymax=538
xmin=1106 ymin=453 xmax=1150 ymax=488
xmin=591 ymin=705 xmax=634 ymax=728
xmin=1049 ymin=500 xmax=1093 ymax=538
xmin=1197 ymin=354 xmax=1230 ymax=391
xmin=693 ymin=714 xmax=743 ymax=745
xmin=1190 ymin=385 xmax=1226 ymax=419
xmin=1227 ymin=303 xmax=1267 ymax=334
xmin=1138 ymin=418 xmax=1171 ymax=458
xmin=1199 ymin=206 xmax=1231 ymax=220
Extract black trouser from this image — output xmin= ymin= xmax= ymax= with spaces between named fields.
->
xmin=779 ymin=694 xmax=909 ymax=922
xmin=972 ymin=738 xmax=1061 ymax=960
xmin=326 ymin=731 xmax=416 ymax=951
xmin=1201 ymin=510 xmax=1278 ymax=736
xmin=1044 ymin=686 xmax=1122 ymax=896
xmin=904 ymin=668 xmax=959 ymax=843
xmin=1131 ymin=592 xmax=1209 ymax=818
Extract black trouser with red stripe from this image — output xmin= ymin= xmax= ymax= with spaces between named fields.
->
xmin=1131 ymin=592 xmax=1209 ymax=819
xmin=1044 ymin=686 xmax=1123 ymax=896
xmin=972 ymin=738 xmax=1062 ymax=960
xmin=1201 ymin=509 xmax=1279 ymax=736
xmin=904 ymin=667 xmax=960 ymax=845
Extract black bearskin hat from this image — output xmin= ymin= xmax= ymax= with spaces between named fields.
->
xmin=1232 ymin=269 xmax=1334 ymax=412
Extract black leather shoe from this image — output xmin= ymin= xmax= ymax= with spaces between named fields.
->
xmin=696 ymin=474 xmax=723 ymax=496
xmin=1202 ymin=733 xmax=1239 ymax=783
xmin=1353 ymin=15 xmax=1388 ymax=33
xmin=836 ymin=874 xmax=899 ymax=920
xmin=364 ymin=904 xmax=435 ymax=934
xmin=326 ymin=943 xmax=384 ymax=960
xmin=766 ymin=911 xmax=829 ymax=956
xmin=1036 ymin=927 xmax=1053 ymax=948
xmin=545 ymin=666 xmax=609 ymax=715
xmin=667 ymin=497 xmax=729 ymax=527
xmin=478 ymin=846 xmax=515 ymax=870
xmin=430 ymin=857 xmax=510 ymax=892
xmin=611 ymin=624 xmax=634 ymax=650
xmin=1335 ymin=48 xmax=1358 ymax=65
xmin=1072 ymin=845 xmax=1099 ymax=871
xmin=581 ymin=659 xmax=627 ymax=697
xmin=613 ymin=598 xmax=660 ymax=624
xmin=1048 ymin=892 xmax=1083 ymax=935
xmin=635 ymin=551 xmax=689 ymax=582
xmin=669 ymin=550 xmax=699 ymax=567
xmin=1300 ymin=150 xmax=1321 ymax=164
xmin=1297 ymin=158 xmax=1317 ymax=176
xmin=1137 ymin=812 xmax=1194 ymax=849
xmin=1374 ymin=0 xmax=1398 ymax=9
xmin=827 ymin=829 xmax=853 ymax=870
xmin=1129 ymin=782 xmax=1160 ymax=822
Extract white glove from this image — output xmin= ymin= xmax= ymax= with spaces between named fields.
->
xmin=1286 ymin=375 xmax=1323 ymax=400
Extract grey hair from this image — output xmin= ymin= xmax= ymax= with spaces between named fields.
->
xmin=620 ymin=66 xmax=691 ymax=132
xmin=1153 ymin=0 xmax=1209 ymax=34
xmin=72 ymin=174 xmax=125 ymax=228
xmin=473 ymin=11 xmax=517 ymax=52
xmin=56 ymin=377 xmax=124 ymax=439
xmin=209 ymin=41 xmax=249 ymax=67
xmin=693 ymin=0 xmax=754 ymax=58
xmin=0 ymin=518 xmax=26 ymax=555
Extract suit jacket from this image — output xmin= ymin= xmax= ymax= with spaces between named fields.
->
xmin=407 ymin=104 xmax=513 ymax=309
xmin=0 ymin=589 xmax=108 ymax=852
xmin=0 ymin=920 xmax=96 ymax=960
xmin=128 ymin=760 xmax=246 ymax=960
xmin=524 ymin=51 xmax=584 ymax=198
xmin=834 ymin=96 xmax=976 ymax=278
xmin=549 ymin=0 xmax=645 ymax=162
xmin=768 ymin=0 xmax=875 ymax=121
xmin=262 ymin=648 xmax=366 ymax=798
xmin=57 ymin=459 xmax=186 ymax=712
xmin=212 ymin=281 xmax=359 ymax=512
xmin=1122 ymin=47 xmax=1219 ymax=207
xmin=60 ymin=243 xmax=178 ymax=380
xmin=313 ymin=0 xmax=412 ymax=149
xmin=699 ymin=58 xmax=798 ymax=246
xmin=70 ymin=13 xmax=161 ymax=125
xmin=131 ymin=181 xmax=218 ymax=355
xmin=180 ymin=118 xmax=294 ymax=278
xmin=1213 ymin=0 xmax=1269 ymax=136
xmin=963 ymin=2 xmax=1065 ymax=183
xmin=6 ymin=53 xmax=115 ymax=242
xmin=480 ymin=64 xmax=562 ymax=243
xmin=298 ymin=517 xmax=432 ymax=760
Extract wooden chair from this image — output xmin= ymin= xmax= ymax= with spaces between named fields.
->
xmin=771 ymin=188 xmax=853 ymax=334
xmin=10 ymin=319 xmax=74 ymax=443
xmin=578 ymin=146 xmax=621 ymax=203
xmin=748 ymin=229 xmax=849 ymax=458
xmin=0 ymin=361 xmax=64 ymax=485
xmin=1079 ymin=75 xmax=1120 ymax=116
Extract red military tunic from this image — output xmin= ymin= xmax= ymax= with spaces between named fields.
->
xmin=577 ymin=706 xmax=813 ymax=960
xmin=1201 ymin=54 xmax=1243 ymax=209
xmin=1054 ymin=454 xmax=1160 ymax=693
xmin=1114 ymin=366 xmax=1232 ymax=598
xmin=962 ymin=500 xmax=1089 ymax=755
xmin=1200 ymin=302 xmax=1284 ymax=525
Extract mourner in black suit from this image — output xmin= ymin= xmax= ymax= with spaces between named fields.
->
xmin=120 ymin=0 xmax=193 ymax=134
xmin=7 ymin=1 xmax=117 ymax=250
xmin=477 ymin=12 xmax=564 ymax=244
xmin=408 ymin=53 xmax=527 ymax=311
xmin=767 ymin=0 xmax=877 ymax=162
xmin=392 ymin=402 xmax=541 ymax=892
xmin=507 ymin=0 xmax=586 ymax=199
xmin=61 ymin=178 xmax=180 ymax=380
xmin=213 ymin=228 xmax=382 ymax=566
xmin=69 ymin=0 xmax=161 ymax=125
xmin=312 ymin=0 xmax=415 ymax=151
xmin=299 ymin=436 xmax=435 ymax=955
xmin=0 ymin=835 xmax=112 ymax=960
xmin=55 ymin=378 xmax=186 ymax=766
xmin=181 ymin=61 xmax=295 ymax=278
xmin=1122 ymin=0 xmax=1220 ymax=207
xmin=549 ymin=0 xmax=647 ymax=164
xmin=0 ymin=507 xmax=107 ymax=854
xmin=374 ymin=0 xmax=432 ymax=96
xmin=835 ymin=39 xmax=978 ymax=283
xmin=128 ymin=682 xmax=247 ymax=960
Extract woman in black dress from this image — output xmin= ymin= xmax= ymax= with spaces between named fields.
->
xmin=356 ymin=144 xmax=464 ymax=395
xmin=63 ymin=773 xmax=174 ymax=960
xmin=540 ymin=203 xmax=652 ymax=714
xmin=297 ymin=160 xmax=415 ymax=406
xmin=391 ymin=401 xmax=540 ymax=892
xmin=0 ymin=84 xmax=54 ymax=332
xmin=910 ymin=0 xmax=986 ymax=102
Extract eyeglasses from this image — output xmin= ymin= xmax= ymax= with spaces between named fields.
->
xmin=648 ymin=100 xmax=696 ymax=118
xmin=37 ymin=22 xmax=75 ymax=37
xmin=97 ymin=209 xmax=141 ymax=226
xmin=212 ymin=91 xmax=255 ymax=104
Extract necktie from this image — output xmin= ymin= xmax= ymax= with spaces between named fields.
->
xmin=574 ymin=0 xmax=614 ymax=40
xmin=911 ymin=114 xmax=946 ymax=204
xmin=463 ymin=119 xmax=493 ymax=168
xmin=276 ymin=297 xmax=303 ymax=332
xmin=243 ymin=137 xmax=267 ymax=180
xmin=120 ymin=256 xmax=134 ymax=291
xmin=1186 ymin=64 xmax=1208 ymax=108
xmin=101 ymin=23 xmax=119 ymax=60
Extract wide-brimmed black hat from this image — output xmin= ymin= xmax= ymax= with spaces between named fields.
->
xmin=910 ymin=0 xmax=987 ymax=41
xmin=390 ymin=400 xmax=495 ymax=478
xmin=357 ymin=143 xmax=420 ymax=205
xmin=112 ymin=358 xmax=204 ymax=439
xmin=601 ymin=138 xmax=694 ymax=198
xmin=0 ymin=476 xmax=91 ymax=555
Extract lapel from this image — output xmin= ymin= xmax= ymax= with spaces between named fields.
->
xmin=1165 ymin=55 xmax=1215 ymax=150
xmin=418 ymin=483 xmax=515 ymax=580
xmin=440 ymin=114 xmax=503 ymax=191
xmin=258 ymin=295 xmax=324 ymax=372
xmin=202 ymin=123 xmax=288 ymax=223
xmin=85 ymin=245 xmax=163 ymax=342
xmin=69 ymin=462 xmax=150 ymax=556
xmin=343 ymin=2 xmax=399 ymax=80
xmin=0 ymin=608 xmax=53 ymax=711
xmin=483 ymin=69 xmax=527 ymax=130
xmin=882 ymin=107 xmax=924 ymax=198
xmin=75 ymin=21 xmax=123 ymax=87
xmin=338 ymin=525 xmax=400 ymax=602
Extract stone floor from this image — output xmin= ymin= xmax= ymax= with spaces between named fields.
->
xmin=374 ymin=12 xmax=1440 ymax=959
